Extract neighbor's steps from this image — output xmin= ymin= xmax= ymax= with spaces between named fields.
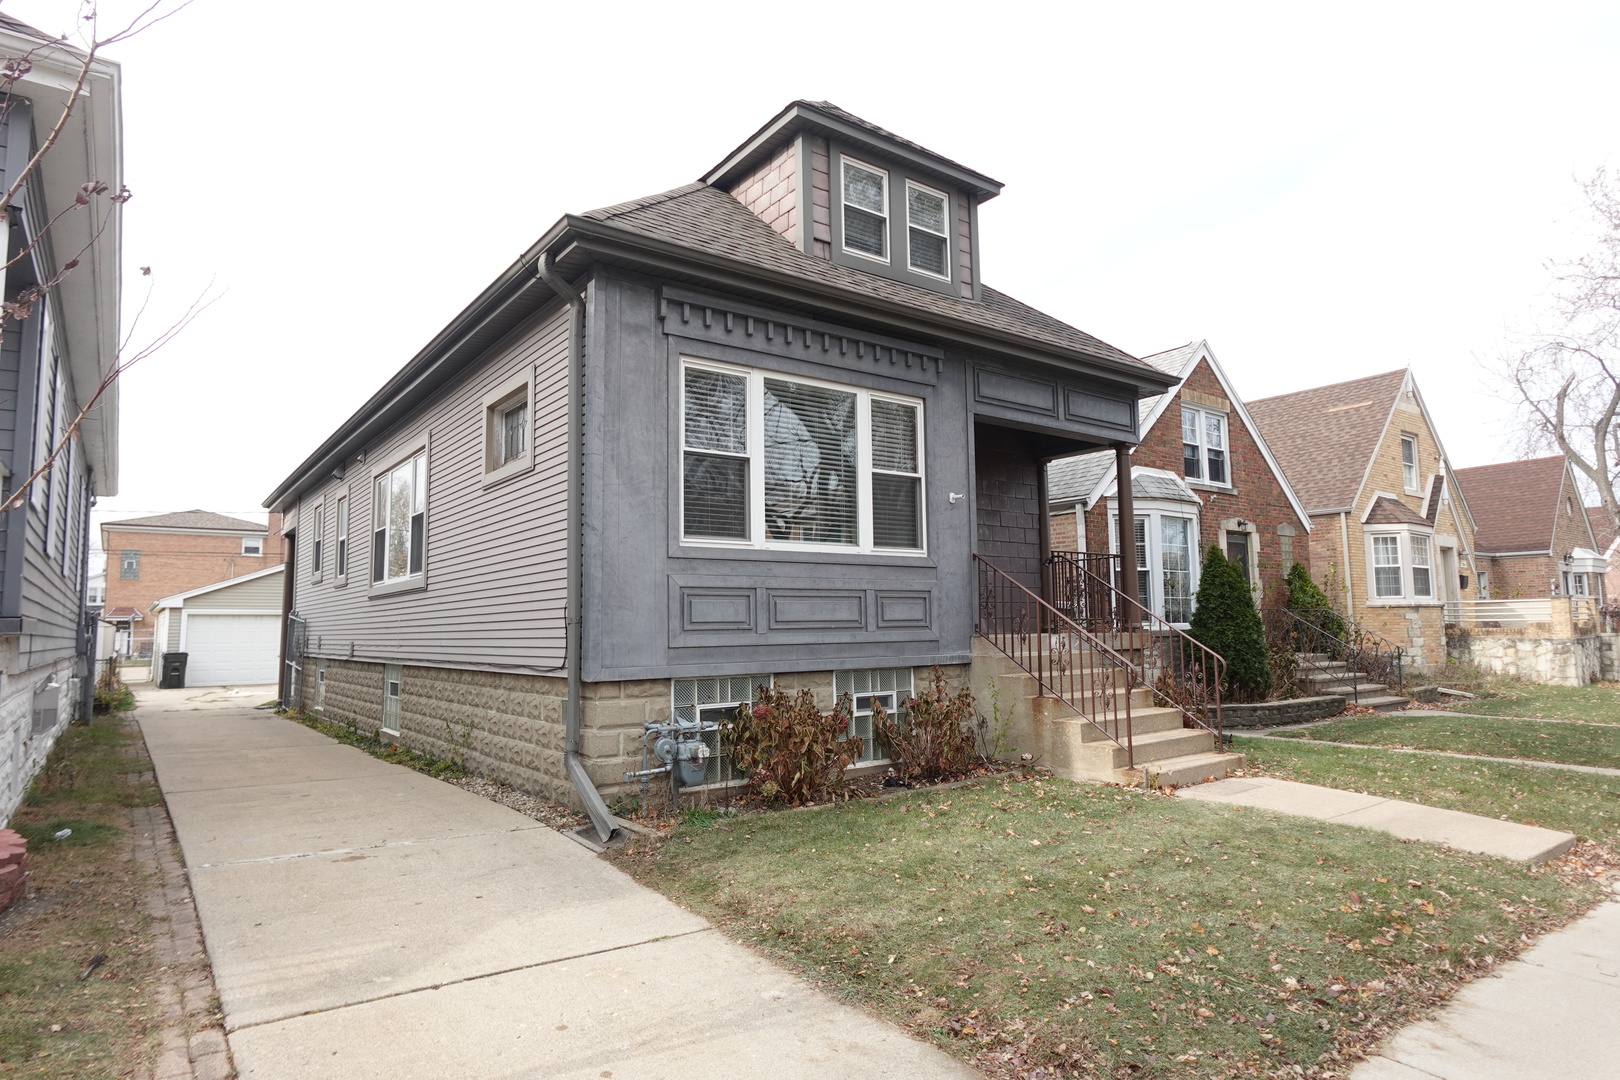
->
xmin=1293 ymin=652 xmax=1411 ymax=712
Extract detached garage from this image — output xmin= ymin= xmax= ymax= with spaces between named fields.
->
xmin=151 ymin=566 xmax=285 ymax=687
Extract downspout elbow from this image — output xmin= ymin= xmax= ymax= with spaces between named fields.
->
xmin=537 ymin=252 xmax=618 ymax=846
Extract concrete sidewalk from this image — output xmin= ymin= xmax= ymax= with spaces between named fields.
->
xmin=1176 ymin=776 xmax=1577 ymax=863
xmin=1352 ymin=895 xmax=1620 ymax=1079
xmin=138 ymin=687 xmax=975 ymax=1080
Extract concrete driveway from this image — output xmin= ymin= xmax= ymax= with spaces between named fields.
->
xmin=137 ymin=687 xmax=976 ymax=1080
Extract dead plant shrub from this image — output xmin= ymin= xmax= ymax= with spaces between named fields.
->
xmin=726 ymin=685 xmax=862 ymax=805
xmin=874 ymin=667 xmax=981 ymax=784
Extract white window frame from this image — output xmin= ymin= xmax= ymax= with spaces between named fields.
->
xmin=371 ymin=448 xmax=428 ymax=593
xmin=381 ymin=663 xmax=402 ymax=737
xmin=679 ymin=357 xmax=927 ymax=557
xmin=1181 ymin=405 xmax=1230 ymax=488
xmin=1400 ymin=434 xmax=1420 ymax=493
xmin=904 ymin=180 xmax=950 ymax=280
xmin=1365 ymin=526 xmax=1441 ymax=605
xmin=482 ymin=374 xmax=533 ymax=486
xmin=310 ymin=502 xmax=325 ymax=581
xmin=840 ymin=155 xmax=890 ymax=264
xmin=242 ymin=536 xmax=263 ymax=557
xmin=1109 ymin=501 xmax=1200 ymax=626
xmin=334 ymin=495 xmax=349 ymax=582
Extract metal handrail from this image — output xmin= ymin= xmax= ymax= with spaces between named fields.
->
xmin=1047 ymin=552 xmax=1225 ymax=741
xmin=1261 ymin=607 xmax=1404 ymax=700
xmin=1043 ymin=550 xmax=1123 ymax=631
xmin=975 ymin=554 xmax=1136 ymax=767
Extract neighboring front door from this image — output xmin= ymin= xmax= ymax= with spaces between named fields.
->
xmin=1225 ymin=532 xmax=1251 ymax=586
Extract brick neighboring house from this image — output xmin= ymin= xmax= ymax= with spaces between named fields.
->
xmin=1248 ymin=369 xmax=1480 ymax=670
xmin=1047 ymin=341 xmax=1312 ymax=622
xmin=1450 ymin=457 xmax=1605 ymax=601
xmin=100 ymin=511 xmax=284 ymax=658
xmin=1588 ymin=507 xmax=1619 ymax=627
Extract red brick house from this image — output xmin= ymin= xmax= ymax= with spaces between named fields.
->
xmin=1047 ymin=341 xmax=1311 ymax=623
xmin=1452 ymin=457 xmax=1606 ymax=601
xmin=100 ymin=511 xmax=285 ymax=658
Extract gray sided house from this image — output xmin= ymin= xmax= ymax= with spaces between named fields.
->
xmin=0 ymin=17 xmax=122 ymax=822
xmin=267 ymin=102 xmax=1177 ymax=837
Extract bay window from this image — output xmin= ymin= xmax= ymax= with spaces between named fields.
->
xmin=1112 ymin=506 xmax=1198 ymax=624
xmin=1181 ymin=406 xmax=1228 ymax=485
xmin=681 ymin=360 xmax=925 ymax=554
xmin=372 ymin=451 xmax=426 ymax=586
xmin=1367 ymin=528 xmax=1439 ymax=603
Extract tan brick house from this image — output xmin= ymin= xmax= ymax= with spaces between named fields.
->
xmin=1588 ymin=508 xmax=1619 ymax=624
xmin=1046 ymin=340 xmax=1312 ymax=623
xmin=1248 ymin=369 xmax=1480 ymax=670
xmin=101 ymin=511 xmax=284 ymax=657
xmin=1452 ymin=457 xmax=1606 ymax=602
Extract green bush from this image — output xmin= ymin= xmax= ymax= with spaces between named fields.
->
xmin=92 ymin=680 xmax=135 ymax=714
xmin=726 ymin=685 xmax=863 ymax=805
xmin=873 ymin=667 xmax=981 ymax=784
xmin=1285 ymin=562 xmax=1347 ymax=640
xmin=1190 ymin=544 xmax=1271 ymax=700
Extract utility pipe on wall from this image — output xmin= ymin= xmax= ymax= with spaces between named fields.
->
xmin=537 ymin=253 xmax=618 ymax=846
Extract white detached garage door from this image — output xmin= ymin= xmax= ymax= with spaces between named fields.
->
xmin=183 ymin=614 xmax=281 ymax=685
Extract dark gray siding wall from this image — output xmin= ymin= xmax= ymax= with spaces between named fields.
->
xmin=17 ymin=364 xmax=92 ymax=669
xmin=974 ymin=432 xmax=1043 ymax=591
xmin=583 ymin=272 xmax=978 ymax=682
xmin=292 ymin=302 xmax=571 ymax=672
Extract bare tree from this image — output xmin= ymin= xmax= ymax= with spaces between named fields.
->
xmin=1503 ymin=168 xmax=1620 ymax=533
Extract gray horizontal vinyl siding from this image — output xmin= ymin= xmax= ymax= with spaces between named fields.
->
xmin=292 ymin=302 xmax=570 ymax=672
xmin=186 ymin=571 xmax=283 ymax=612
xmin=17 ymin=429 xmax=91 ymax=668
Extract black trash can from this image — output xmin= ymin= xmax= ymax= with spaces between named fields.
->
xmin=159 ymin=652 xmax=188 ymax=689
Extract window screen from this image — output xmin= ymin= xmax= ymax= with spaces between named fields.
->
xmin=763 ymin=379 xmax=856 ymax=545
xmin=871 ymin=399 xmax=922 ymax=549
xmin=906 ymin=183 xmax=948 ymax=276
xmin=1181 ymin=409 xmax=1201 ymax=479
xmin=842 ymin=160 xmax=887 ymax=258
xmin=502 ymin=401 xmax=527 ymax=463
xmin=682 ymin=367 xmax=749 ymax=540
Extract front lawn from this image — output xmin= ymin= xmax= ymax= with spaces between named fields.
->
xmin=1443 ymin=682 xmax=1620 ymax=723
xmin=1264 ymin=713 xmax=1620 ymax=770
xmin=1235 ymin=737 xmax=1620 ymax=842
xmin=611 ymin=777 xmax=1599 ymax=1079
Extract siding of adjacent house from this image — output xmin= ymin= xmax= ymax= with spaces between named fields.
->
xmin=186 ymin=571 xmax=284 ymax=612
xmin=291 ymin=302 xmax=571 ymax=673
xmin=728 ymin=141 xmax=797 ymax=244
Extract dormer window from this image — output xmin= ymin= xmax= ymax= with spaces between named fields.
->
xmin=906 ymin=181 xmax=949 ymax=277
xmin=841 ymin=158 xmax=888 ymax=261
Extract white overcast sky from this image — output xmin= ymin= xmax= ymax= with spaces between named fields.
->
xmin=9 ymin=0 xmax=1617 ymax=532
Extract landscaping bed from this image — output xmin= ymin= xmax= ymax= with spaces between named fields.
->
xmin=0 ymin=718 xmax=163 ymax=1077
xmin=1261 ymin=713 xmax=1620 ymax=770
xmin=610 ymin=775 xmax=1603 ymax=1079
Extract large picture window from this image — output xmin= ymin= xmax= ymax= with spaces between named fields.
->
xmin=681 ymin=360 xmax=925 ymax=554
xmin=372 ymin=452 xmax=426 ymax=585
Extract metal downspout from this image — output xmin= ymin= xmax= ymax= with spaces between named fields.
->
xmin=537 ymin=253 xmax=617 ymax=846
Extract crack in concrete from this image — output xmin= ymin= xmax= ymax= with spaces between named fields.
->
xmin=225 ymin=928 xmax=714 ymax=1033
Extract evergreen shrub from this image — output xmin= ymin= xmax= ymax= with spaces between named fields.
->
xmin=1189 ymin=545 xmax=1271 ymax=700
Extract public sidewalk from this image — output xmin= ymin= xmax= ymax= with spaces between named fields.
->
xmin=137 ymin=687 xmax=975 ymax=1080
xmin=1351 ymin=895 xmax=1620 ymax=1079
xmin=1176 ymin=776 xmax=1577 ymax=863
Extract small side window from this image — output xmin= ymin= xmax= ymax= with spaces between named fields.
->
xmin=120 ymin=550 xmax=140 ymax=579
xmin=484 ymin=378 xmax=532 ymax=482
xmin=242 ymin=536 xmax=263 ymax=557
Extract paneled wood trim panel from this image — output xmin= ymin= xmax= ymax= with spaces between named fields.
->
xmin=971 ymin=361 xmax=1138 ymax=443
xmin=290 ymin=302 xmax=572 ymax=672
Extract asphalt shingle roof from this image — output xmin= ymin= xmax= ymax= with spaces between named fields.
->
xmin=102 ymin=510 xmax=267 ymax=532
xmin=1452 ymin=457 xmax=1570 ymax=554
xmin=1048 ymin=451 xmax=1113 ymax=506
xmin=1364 ymin=496 xmax=1431 ymax=527
xmin=583 ymin=183 xmax=1150 ymax=374
xmin=1246 ymin=370 xmax=1408 ymax=513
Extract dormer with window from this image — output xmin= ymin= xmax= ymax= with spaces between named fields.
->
xmin=703 ymin=100 xmax=1001 ymax=301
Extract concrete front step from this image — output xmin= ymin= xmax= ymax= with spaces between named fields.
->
xmin=1121 ymin=750 xmax=1246 ymax=789
xmin=1311 ymin=682 xmax=1388 ymax=696
xmin=1354 ymin=694 xmax=1411 ymax=712
xmin=1032 ymin=697 xmax=1181 ymax=738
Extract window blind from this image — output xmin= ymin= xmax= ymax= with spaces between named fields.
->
xmin=763 ymin=379 xmax=857 ymax=545
xmin=682 ymin=368 xmax=749 ymax=539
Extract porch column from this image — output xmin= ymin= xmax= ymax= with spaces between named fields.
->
xmin=1037 ymin=459 xmax=1051 ymax=602
xmin=1114 ymin=442 xmax=1139 ymax=622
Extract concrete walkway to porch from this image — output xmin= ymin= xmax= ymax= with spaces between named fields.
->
xmin=1174 ymin=776 xmax=1577 ymax=864
xmin=137 ymin=686 xmax=976 ymax=1080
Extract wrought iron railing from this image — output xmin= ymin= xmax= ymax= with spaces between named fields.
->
xmin=1261 ymin=607 xmax=1404 ymax=701
xmin=976 ymin=554 xmax=1136 ymax=767
xmin=1045 ymin=551 xmax=1224 ymax=739
xmin=1044 ymin=550 xmax=1124 ymax=633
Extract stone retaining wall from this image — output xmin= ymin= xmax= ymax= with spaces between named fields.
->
xmin=1446 ymin=632 xmax=1604 ymax=687
xmin=1221 ymin=695 xmax=1346 ymax=729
